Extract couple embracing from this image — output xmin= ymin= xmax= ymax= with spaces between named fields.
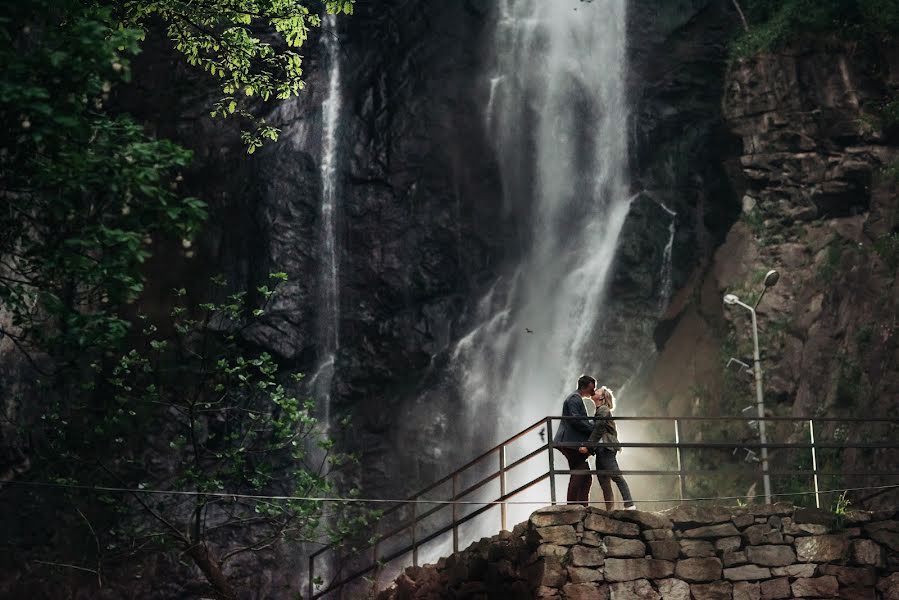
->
xmin=553 ymin=375 xmax=635 ymax=510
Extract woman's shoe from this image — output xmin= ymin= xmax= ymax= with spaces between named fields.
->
xmin=624 ymin=504 xmax=637 ymax=510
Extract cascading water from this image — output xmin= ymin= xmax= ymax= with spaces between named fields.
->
xmin=656 ymin=199 xmax=677 ymax=311
xmin=452 ymin=0 xmax=633 ymax=522
xmin=310 ymin=14 xmax=342 ymax=432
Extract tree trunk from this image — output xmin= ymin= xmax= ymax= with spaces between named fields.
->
xmin=185 ymin=543 xmax=237 ymax=600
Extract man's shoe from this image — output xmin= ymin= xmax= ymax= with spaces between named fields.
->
xmin=624 ymin=504 xmax=637 ymax=511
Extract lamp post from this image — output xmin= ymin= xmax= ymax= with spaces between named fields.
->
xmin=724 ymin=269 xmax=779 ymax=504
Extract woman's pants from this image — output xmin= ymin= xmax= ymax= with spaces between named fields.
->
xmin=558 ymin=447 xmax=592 ymax=505
xmin=595 ymin=449 xmax=634 ymax=510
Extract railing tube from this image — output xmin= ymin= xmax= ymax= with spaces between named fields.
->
xmin=411 ymin=499 xmax=418 ymax=567
xmin=308 ymin=554 xmax=314 ymax=600
xmin=451 ymin=473 xmax=459 ymax=553
xmin=809 ymin=419 xmax=821 ymax=509
xmin=674 ymin=419 xmax=686 ymax=501
xmin=499 ymin=446 xmax=507 ymax=531
xmin=546 ymin=417 xmax=557 ymax=505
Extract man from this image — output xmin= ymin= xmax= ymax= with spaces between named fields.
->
xmin=552 ymin=375 xmax=596 ymax=505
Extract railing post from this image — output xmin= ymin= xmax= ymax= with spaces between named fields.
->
xmin=411 ymin=499 xmax=418 ymax=567
xmin=546 ymin=417 xmax=557 ymax=505
xmin=809 ymin=419 xmax=821 ymax=509
xmin=499 ymin=445 xmax=507 ymax=531
xmin=451 ymin=473 xmax=459 ymax=553
xmin=675 ymin=419 xmax=686 ymax=502
xmin=308 ymin=554 xmax=315 ymax=600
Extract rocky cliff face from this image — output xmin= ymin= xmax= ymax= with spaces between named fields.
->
xmin=640 ymin=38 xmax=899 ymax=505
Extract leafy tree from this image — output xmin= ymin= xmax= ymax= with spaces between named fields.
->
xmin=0 ymin=0 xmax=207 ymax=366
xmin=731 ymin=0 xmax=899 ymax=57
xmin=120 ymin=0 xmax=354 ymax=151
xmin=33 ymin=276 xmax=374 ymax=598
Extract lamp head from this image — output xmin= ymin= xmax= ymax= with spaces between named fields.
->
xmin=723 ymin=294 xmax=739 ymax=305
xmin=763 ymin=269 xmax=780 ymax=288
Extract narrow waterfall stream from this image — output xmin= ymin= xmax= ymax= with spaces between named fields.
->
xmin=452 ymin=0 xmax=633 ymax=525
xmin=311 ymin=13 xmax=342 ymax=433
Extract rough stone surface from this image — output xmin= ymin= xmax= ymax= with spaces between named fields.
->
xmin=568 ymin=566 xmax=603 ymax=584
xmin=609 ymin=579 xmax=660 ymax=600
xmin=563 ymin=582 xmax=608 ymax=600
xmin=585 ymin=513 xmax=641 ymax=538
xmin=571 ymin=545 xmax=605 ymax=567
xmin=715 ymin=536 xmax=742 ymax=553
xmin=723 ymin=565 xmax=772 ymax=581
xmin=649 ymin=540 xmax=681 ymax=560
xmin=759 ymin=577 xmax=791 ymax=600
xmin=878 ymin=573 xmax=899 ymax=600
xmin=534 ymin=525 xmax=578 ymax=546
xmin=796 ymin=534 xmax=850 ymax=562
xmin=790 ymin=575 xmax=839 ymax=597
xmin=531 ymin=505 xmax=588 ymax=527
xmin=818 ymin=564 xmax=877 ymax=587
xmin=682 ymin=523 xmax=741 ymax=539
xmin=657 ymin=578 xmax=690 ymax=600
xmin=770 ymin=563 xmax=817 ymax=578
xmin=733 ymin=581 xmax=761 ymax=600
xmin=690 ymin=581 xmax=733 ymax=600
xmin=604 ymin=558 xmax=674 ymax=582
xmin=745 ymin=545 xmax=796 ymax=567
xmin=851 ymin=538 xmax=885 ymax=567
xmin=605 ymin=536 xmax=647 ymax=558
xmin=675 ymin=557 xmax=722 ymax=582
xmin=376 ymin=504 xmax=887 ymax=600
xmin=680 ymin=539 xmax=715 ymax=557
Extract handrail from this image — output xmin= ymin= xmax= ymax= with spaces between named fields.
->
xmin=307 ymin=415 xmax=899 ymax=599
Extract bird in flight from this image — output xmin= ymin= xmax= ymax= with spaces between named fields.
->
xmin=525 ymin=328 xmax=534 ymax=334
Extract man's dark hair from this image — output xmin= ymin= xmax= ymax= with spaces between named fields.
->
xmin=577 ymin=375 xmax=596 ymax=391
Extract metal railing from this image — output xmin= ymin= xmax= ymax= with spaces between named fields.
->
xmin=307 ymin=415 xmax=899 ymax=599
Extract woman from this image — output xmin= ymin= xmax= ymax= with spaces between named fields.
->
xmin=579 ymin=386 xmax=636 ymax=511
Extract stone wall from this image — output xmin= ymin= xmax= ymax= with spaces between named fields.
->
xmin=376 ymin=504 xmax=899 ymax=600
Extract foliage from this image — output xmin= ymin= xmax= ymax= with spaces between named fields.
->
xmin=731 ymin=0 xmax=899 ymax=58
xmin=0 ymin=0 xmax=207 ymax=364
xmin=119 ymin=0 xmax=354 ymax=150
xmin=873 ymin=232 xmax=899 ymax=270
xmin=34 ymin=276 xmax=375 ymax=598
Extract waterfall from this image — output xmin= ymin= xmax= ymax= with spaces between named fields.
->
xmin=656 ymin=198 xmax=677 ymax=311
xmin=314 ymin=14 xmax=342 ymax=431
xmin=452 ymin=0 xmax=632 ymax=490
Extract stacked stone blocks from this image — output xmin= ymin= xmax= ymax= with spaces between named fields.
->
xmin=376 ymin=503 xmax=899 ymax=599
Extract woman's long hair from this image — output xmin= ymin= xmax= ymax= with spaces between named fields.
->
xmin=600 ymin=386 xmax=615 ymax=411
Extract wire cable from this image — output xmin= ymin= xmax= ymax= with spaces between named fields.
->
xmin=4 ymin=478 xmax=899 ymax=506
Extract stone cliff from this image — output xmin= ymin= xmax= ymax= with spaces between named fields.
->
xmin=375 ymin=504 xmax=899 ymax=600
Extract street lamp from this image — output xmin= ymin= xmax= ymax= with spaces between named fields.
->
xmin=723 ymin=270 xmax=780 ymax=504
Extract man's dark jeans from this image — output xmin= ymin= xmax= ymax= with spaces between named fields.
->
xmin=558 ymin=447 xmax=592 ymax=505
xmin=595 ymin=449 xmax=634 ymax=510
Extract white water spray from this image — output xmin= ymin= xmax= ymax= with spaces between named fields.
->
xmin=315 ymin=14 xmax=342 ymax=431
xmin=452 ymin=0 xmax=633 ymax=524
